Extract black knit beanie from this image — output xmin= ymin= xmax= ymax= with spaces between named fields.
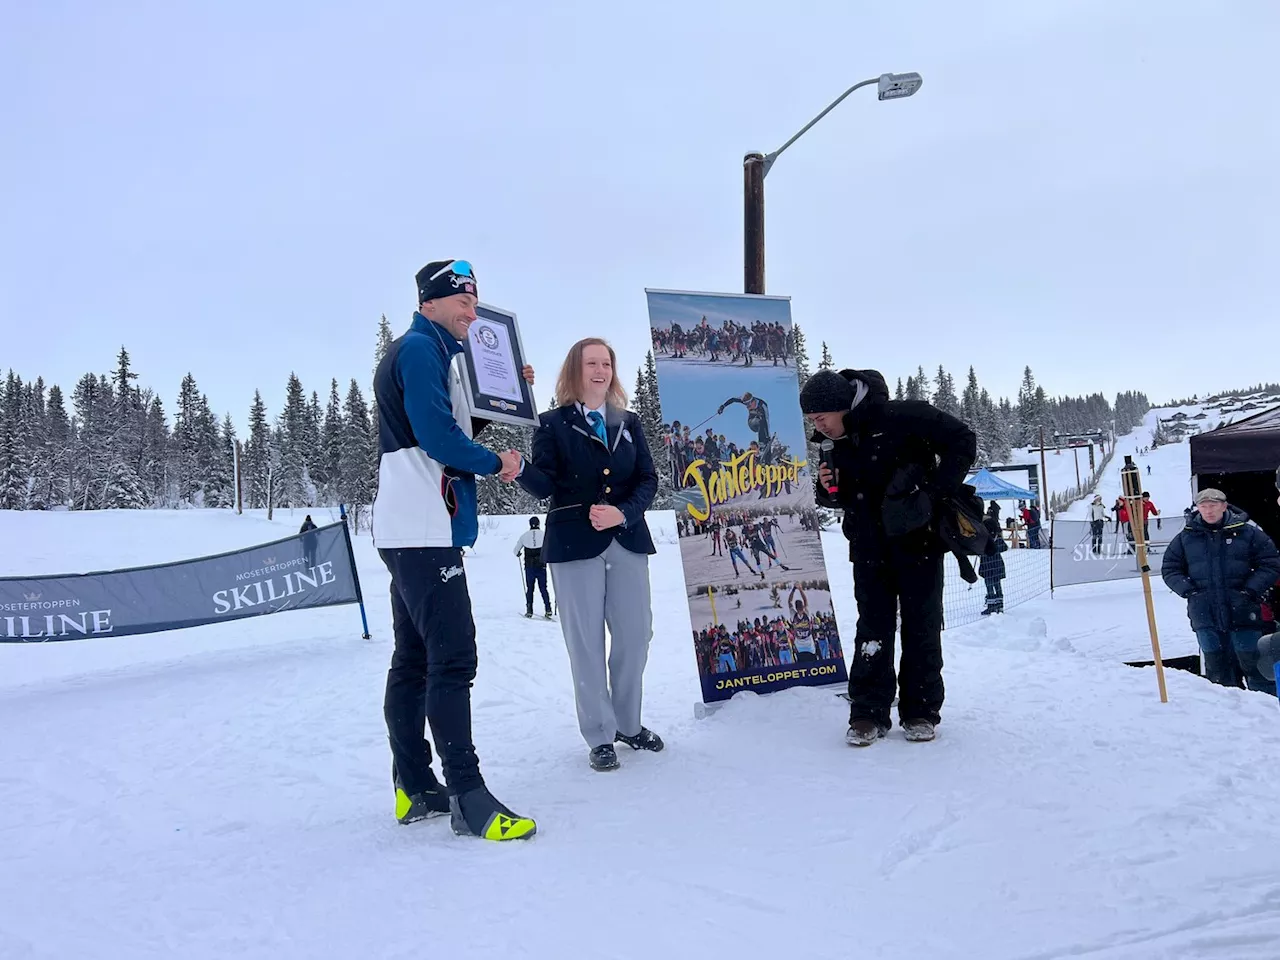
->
xmin=416 ymin=259 xmax=477 ymax=304
xmin=529 ymin=516 xmax=540 ymax=528
xmin=799 ymin=370 xmax=856 ymax=415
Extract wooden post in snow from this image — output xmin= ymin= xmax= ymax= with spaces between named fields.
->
xmin=1121 ymin=454 xmax=1168 ymax=703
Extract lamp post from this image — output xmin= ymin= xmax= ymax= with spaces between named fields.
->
xmin=744 ymin=71 xmax=922 ymax=294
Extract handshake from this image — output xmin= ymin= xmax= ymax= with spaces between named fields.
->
xmin=498 ymin=450 xmax=523 ymax=482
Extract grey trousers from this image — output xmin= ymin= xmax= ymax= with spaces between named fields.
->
xmin=549 ymin=538 xmax=654 ymax=749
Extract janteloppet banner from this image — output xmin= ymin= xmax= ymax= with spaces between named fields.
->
xmin=645 ymin=288 xmax=849 ymax=704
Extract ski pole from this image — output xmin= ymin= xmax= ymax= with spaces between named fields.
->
xmin=689 ymin=410 xmax=720 ymax=433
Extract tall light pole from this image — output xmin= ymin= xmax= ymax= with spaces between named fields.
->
xmin=744 ymin=71 xmax=922 ymax=294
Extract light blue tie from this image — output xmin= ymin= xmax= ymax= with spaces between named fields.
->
xmin=587 ymin=411 xmax=607 ymax=445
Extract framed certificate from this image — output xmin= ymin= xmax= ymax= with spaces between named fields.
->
xmin=459 ymin=302 xmax=539 ymax=427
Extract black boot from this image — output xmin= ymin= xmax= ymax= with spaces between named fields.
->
xmin=615 ymin=727 xmax=664 ymax=752
xmin=449 ymin=786 xmax=536 ymax=841
xmin=589 ymin=744 xmax=620 ymax=771
xmin=394 ymin=776 xmax=450 ymax=824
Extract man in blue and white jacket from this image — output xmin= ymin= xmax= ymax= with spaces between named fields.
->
xmin=371 ymin=258 xmax=535 ymax=842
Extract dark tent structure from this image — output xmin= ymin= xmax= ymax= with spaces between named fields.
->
xmin=1190 ymin=406 xmax=1280 ymax=542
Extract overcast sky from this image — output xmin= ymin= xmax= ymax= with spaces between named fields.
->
xmin=4 ymin=1 xmax=1276 ymax=433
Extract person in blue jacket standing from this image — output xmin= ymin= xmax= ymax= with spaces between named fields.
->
xmin=371 ymin=258 xmax=536 ymax=841
xmin=1161 ymin=488 xmax=1280 ymax=695
xmin=515 ymin=338 xmax=662 ymax=771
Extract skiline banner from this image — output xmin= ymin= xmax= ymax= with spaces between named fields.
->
xmin=1050 ymin=515 xmax=1187 ymax=588
xmin=0 ymin=522 xmax=364 ymax=643
xmin=645 ymin=288 xmax=848 ymax=704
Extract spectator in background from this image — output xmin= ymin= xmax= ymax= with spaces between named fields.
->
xmin=299 ymin=514 xmax=318 ymax=563
xmin=1088 ymin=495 xmax=1109 ymax=554
xmin=1161 ymin=488 xmax=1280 ymax=695
xmin=1141 ymin=492 xmax=1160 ymax=542
xmin=979 ymin=514 xmax=1008 ymax=615
xmin=1117 ymin=498 xmax=1134 ymax=553
xmin=512 ymin=516 xmax=552 ymax=620
xmin=1113 ymin=496 xmax=1127 ymax=533
xmin=1020 ymin=501 xmax=1043 ymax=549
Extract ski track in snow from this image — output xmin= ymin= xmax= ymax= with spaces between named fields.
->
xmin=3 ymin=412 xmax=1280 ymax=959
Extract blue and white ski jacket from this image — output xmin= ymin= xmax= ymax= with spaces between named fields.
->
xmin=371 ymin=313 xmax=501 ymax=549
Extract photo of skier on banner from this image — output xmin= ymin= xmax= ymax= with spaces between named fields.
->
xmin=718 ymin=392 xmax=774 ymax=464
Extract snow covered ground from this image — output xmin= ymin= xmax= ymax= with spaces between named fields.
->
xmin=4 ymin=498 xmax=1279 ymax=959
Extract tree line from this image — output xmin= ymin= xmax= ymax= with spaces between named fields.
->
xmin=0 ymin=319 xmax=1148 ymax=514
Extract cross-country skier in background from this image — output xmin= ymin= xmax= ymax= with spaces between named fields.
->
xmin=512 ymin=516 xmax=552 ymax=619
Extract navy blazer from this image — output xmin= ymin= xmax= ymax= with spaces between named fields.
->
xmin=516 ymin=404 xmax=658 ymax=563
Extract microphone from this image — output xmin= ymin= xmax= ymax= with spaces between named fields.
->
xmin=819 ymin=439 xmax=838 ymax=495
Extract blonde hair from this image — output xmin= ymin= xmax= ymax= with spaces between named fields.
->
xmin=554 ymin=338 xmax=628 ymax=409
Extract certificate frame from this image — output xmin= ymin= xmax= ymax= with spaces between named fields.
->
xmin=459 ymin=302 xmax=540 ymax=428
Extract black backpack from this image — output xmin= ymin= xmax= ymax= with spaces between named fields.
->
xmin=935 ymin=484 xmax=994 ymax=583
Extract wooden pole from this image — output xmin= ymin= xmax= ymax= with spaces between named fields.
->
xmin=1121 ymin=455 xmax=1168 ymax=702
xmin=1073 ymin=446 xmax=1081 ymax=488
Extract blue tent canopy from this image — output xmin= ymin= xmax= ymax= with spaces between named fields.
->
xmin=966 ymin=468 xmax=1036 ymax=501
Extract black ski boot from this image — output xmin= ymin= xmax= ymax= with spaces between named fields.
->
xmin=449 ymin=786 xmax=536 ymax=841
xmin=394 ymin=776 xmax=450 ymax=824
xmin=615 ymin=727 xmax=665 ymax=752
xmin=523 ymin=606 xmax=533 ymax=619
xmin=589 ymin=744 xmax=620 ymax=771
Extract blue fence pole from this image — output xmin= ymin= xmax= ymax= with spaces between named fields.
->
xmin=339 ymin=503 xmax=372 ymax=639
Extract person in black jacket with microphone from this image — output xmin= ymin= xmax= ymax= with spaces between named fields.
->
xmin=514 ymin=338 xmax=662 ymax=771
xmin=800 ymin=368 xmax=976 ymax=747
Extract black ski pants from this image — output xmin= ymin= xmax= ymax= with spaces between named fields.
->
xmin=525 ymin=565 xmax=550 ymax=612
xmin=848 ymin=541 xmax=946 ymax=729
xmin=379 ymin=547 xmax=483 ymax=798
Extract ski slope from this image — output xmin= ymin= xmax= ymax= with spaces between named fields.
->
xmin=2 ymin=507 xmax=1279 ymax=959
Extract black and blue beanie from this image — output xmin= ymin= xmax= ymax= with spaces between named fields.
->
xmin=416 ymin=259 xmax=477 ymax=304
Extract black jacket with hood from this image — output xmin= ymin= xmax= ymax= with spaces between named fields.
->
xmin=811 ymin=369 xmax=978 ymax=562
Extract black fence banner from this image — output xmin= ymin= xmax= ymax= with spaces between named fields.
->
xmin=0 ymin=522 xmax=362 ymax=643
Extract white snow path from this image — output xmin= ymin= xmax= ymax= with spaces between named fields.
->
xmin=1 ymin=504 xmax=1279 ymax=959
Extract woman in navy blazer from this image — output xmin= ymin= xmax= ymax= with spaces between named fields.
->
xmin=516 ymin=338 xmax=662 ymax=771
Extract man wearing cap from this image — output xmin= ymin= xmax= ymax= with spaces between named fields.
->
xmin=799 ymin=368 xmax=976 ymax=746
xmin=513 ymin=516 xmax=552 ymax=620
xmin=1161 ymin=488 xmax=1280 ymax=695
xmin=371 ymin=259 xmax=537 ymax=840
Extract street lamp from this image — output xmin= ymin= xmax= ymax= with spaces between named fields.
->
xmin=744 ymin=72 xmax=922 ymax=294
